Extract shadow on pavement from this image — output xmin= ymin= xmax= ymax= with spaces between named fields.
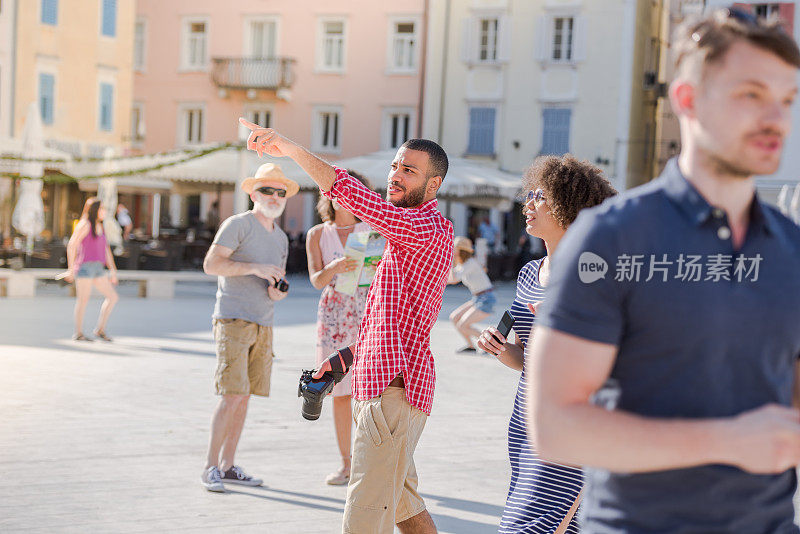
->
xmin=422 ymin=492 xmax=504 ymax=518
xmin=225 ymin=486 xmax=345 ymax=514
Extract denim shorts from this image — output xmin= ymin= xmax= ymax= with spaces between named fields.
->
xmin=471 ymin=289 xmax=496 ymax=314
xmin=76 ymin=261 xmax=106 ymax=279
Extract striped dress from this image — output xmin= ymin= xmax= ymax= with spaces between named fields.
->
xmin=499 ymin=258 xmax=583 ymax=534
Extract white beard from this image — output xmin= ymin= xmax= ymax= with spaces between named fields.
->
xmin=255 ymin=201 xmax=285 ymax=219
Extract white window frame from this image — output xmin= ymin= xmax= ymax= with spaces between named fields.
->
xmin=130 ymin=102 xmax=145 ymax=145
xmin=753 ymin=3 xmax=781 ymax=18
xmin=386 ymin=17 xmax=420 ymax=74
xmin=180 ymin=16 xmax=210 ymax=72
xmin=312 ymin=105 xmax=343 ymax=154
xmin=133 ymin=17 xmax=147 ymax=72
xmin=238 ymin=104 xmax=273 ymax=141
xmin=316 ymin=16 xmax=347 ymax=73
xmin=177 ymin=102 xmax=206 ymax=146
xmin=551 ymin=16 xmax=574 ymax=63
xmin=537 ymin=9 xmax=585 ymax=65
xmin=381 ymin=107 xmax=416 ymax=150
xmin=477 ymin=17 xmax=499 ymax=63
xmin=243 ymin=15 xmax=280 ymax=58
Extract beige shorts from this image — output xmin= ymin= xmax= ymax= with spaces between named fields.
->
xmin=213 ymin=318 xmax=273 ymax=397
xmin=343 ymin=386 xmax=428 ymax=534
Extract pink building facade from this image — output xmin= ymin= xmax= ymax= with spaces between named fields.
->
xmin=134 ymin=0 xmax=425 ymax=236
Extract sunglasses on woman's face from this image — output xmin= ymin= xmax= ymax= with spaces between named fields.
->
xmin=255 ymin=186 xmax=287 ymax=198
xmin=526 ymin=188 xmax=546 ymax=206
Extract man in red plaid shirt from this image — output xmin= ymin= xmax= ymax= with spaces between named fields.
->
xmin=241 ymin=118 xmax=452 ymax=534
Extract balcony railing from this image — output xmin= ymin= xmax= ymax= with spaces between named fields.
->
xmin=210 ymin=57 xmax=296 ymax=90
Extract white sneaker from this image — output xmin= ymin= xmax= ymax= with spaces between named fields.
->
xmin=201 ymin=466 xmax=225 ymax=492
xmin=221 ymin=465 xmax=263 ymax=486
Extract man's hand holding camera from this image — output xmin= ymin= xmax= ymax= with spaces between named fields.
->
xmin=249 ymin=263 xmax=289 ymax=301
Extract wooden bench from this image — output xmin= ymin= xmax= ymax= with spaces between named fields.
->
xmin=0 ymin=268 xmax=215 ymax=298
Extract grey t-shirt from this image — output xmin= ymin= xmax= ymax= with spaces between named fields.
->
xmin=211 ymin=212 xmax=288 ymax=327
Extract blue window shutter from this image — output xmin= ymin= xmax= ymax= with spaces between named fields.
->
xmin=101 ymin=0 xmax=117 ymax=37
xmin=39 ymin=74 xmax=55 ymax=125
xmin=41 ymin=0 xmax=58 ymax=25
xmin=468 ymin=107 xmax=496 ymax=155
xmin=99 ymin=83 xmax=114 ymax=131
xmin=541 ymin=108 xmax=571 ymax=155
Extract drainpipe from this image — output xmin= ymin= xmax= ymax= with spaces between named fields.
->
xmin=417 ymin=0 xmax=429 ymax=138
xmin=9 ymin=0 xmax=19 ymax=137
xmin=614 ymin=0 xmax=637 ymax=191
xmin=436 ymin=0 xmax=452 ymax=143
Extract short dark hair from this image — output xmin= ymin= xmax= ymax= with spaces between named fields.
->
xmin=523 ymin=155 xmax=617 ymax=228
xmin=401 ymin=139 xmax=449 ymax=181
xmin=316 ymin=170 xmax=371 ymax=222
xmin=674 ymin=7 xmax=800 ymax=81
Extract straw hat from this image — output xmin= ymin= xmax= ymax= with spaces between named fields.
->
xmin=241 ymin=163 xmax=299 ymax=198
xmin=453 ymin=236 xmax=474 ymax=253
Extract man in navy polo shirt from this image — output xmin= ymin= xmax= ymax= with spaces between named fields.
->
xmin=528 ymin=8 xmax=800 ymax=533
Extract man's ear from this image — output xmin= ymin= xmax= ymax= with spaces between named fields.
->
xmin=669 ymin=79 xmax=697 ymax=119
xmin=427 ymin=175 xmax=443 ymax=194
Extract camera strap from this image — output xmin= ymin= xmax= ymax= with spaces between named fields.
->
xmin=330 ymin=347 xmax=354 ymax=374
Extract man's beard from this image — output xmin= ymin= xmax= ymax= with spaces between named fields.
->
xmin=388 ymin=182 xmax=427 ymax=208
xmin=255 ymin=201 xmax=285 ymax=219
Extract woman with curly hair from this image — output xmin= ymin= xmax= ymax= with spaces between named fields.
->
xmin=305 ymin=170 xmax=372 ymax=486
xmin=478 ymin=155 xmax=616 ymax=533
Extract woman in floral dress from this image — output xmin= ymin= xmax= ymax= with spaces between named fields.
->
xmin=305 ymin=171 xmax=372 ymax=486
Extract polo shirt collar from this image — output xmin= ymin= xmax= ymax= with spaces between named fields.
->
xmin=661 ymin=158 xmax=775 ymax=236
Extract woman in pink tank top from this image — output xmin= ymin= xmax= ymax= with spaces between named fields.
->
xmin=63 ymin=197 xmax=119 ymax=342
xmin=306 ymin=171 xmax=372 ymax=486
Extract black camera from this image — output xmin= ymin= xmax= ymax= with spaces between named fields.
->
xmin=297 ymin=369 xmax=344 ymax=420
xmin=271 ymin=278 xmax=289 ymax=292
xmin=298 ymin=347 xmax=354 ymax=420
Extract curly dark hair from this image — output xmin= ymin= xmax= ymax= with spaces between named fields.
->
xmin=523 ymin=155 xmax=617 ymax=228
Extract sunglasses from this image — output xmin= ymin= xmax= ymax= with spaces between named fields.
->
xmin=526 ymin=188 xmax=546 ymax=205
xmin=255 ymin=186 xmax=287 ymax=198
xmin=692 ymin=8 xmax=762 ymax=44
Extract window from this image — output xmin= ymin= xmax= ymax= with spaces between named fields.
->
xmin=181 ymin=107 xmax=204 ymax=145
xmin=479 ymin=18 xmax=499 ymax=62
xmin=383 ymin=110 xmax=413 ymax=149
xmin=390 ymin=21 xmax=417 ymax=71
xmin=552 ymin=17 xmax=574 ymax=62
xmin=319 ymin=19 xmax=346 ymax=71
xmin=41 ymin=0 xmax=57 ymax=25
xmin=98 ymin=82 xmax=114 ymax=131
xmin=101 ymin=0 xmax=116 ymax=37
xmin=182 ymin=19 xmax=208 ymax=70
xmin=131 ymin=103 xmax=144 ymax=142
xmin=38 ymin=73 xmax=55 ymax=125
xmin=753 ymin=3 xmax=780 ymax=17
xmin=541 ymin=108 xmax=571 ymax=155
xmin=249 ymin=19 xmax=277 ymax=58
xmin=134 ymin=19 xmax=146 ymax=71
xmin=314 ymin=108 xmax=341 ymax=152
xmin=467 ymin=107 xmax=496 ymax=156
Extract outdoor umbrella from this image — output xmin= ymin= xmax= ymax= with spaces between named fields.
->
xmin=97 ymin=147 xmax=123 ymax=250
xmin=11 ymin=103 xmax=46 ymax=259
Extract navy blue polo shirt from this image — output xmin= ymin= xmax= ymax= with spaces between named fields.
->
xmin=536 ymin=159 xmax=800 ymax=533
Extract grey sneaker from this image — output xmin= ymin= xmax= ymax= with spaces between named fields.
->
xmin=222 ymin=465 xmax=263 ymax=486
xmin=201 ymin=466 xmax=225 ymax=492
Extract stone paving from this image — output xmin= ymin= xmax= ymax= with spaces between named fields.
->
xmin=0 ymin=276 xmax=522 ymax=533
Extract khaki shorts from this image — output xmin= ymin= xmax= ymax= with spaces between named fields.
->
xmin=213 ymin=318 xmax=273 ymax=396
xmin=343 ymin=386 xmax=428 ymax=534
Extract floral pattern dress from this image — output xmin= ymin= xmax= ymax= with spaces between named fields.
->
xmin=315 ymin=222 xmax=371 ymax=397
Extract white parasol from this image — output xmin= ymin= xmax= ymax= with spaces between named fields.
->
xmin=97 ymin=147 xmax=123 ymax=250
xmin=11 ymin=103 xmax=46 ymax=257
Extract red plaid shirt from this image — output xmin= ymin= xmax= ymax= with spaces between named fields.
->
xmin=323 ymin=167 xmax=453 ymax=415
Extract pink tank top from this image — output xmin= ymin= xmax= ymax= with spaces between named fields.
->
xmin=79 ymin=226 xmax=107 ymax=264
xmin=319 ymin=222 xmax=370 ymax=280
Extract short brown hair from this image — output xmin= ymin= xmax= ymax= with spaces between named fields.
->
xmin=523 ymin=155 xmax=617 ymax=228
xmin=316 ymin=170 xmax=371 ymax=222
xmin=674 ymin=8 xmax=800 ymax=80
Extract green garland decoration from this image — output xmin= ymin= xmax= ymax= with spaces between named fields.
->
xmin=3 ymin=143 xmax=235 ymax=182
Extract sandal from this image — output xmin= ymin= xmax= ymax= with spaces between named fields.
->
xmin=325 ymin=466 xmax=351 ymax=486
xmin=93 ymin=330 xmax=113 ymax=342
xmin=73 ymin=333 xmax=93 ymax=342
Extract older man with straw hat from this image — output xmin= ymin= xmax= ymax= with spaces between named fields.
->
xmin=200 ymin=162 xmax=298 ymax=492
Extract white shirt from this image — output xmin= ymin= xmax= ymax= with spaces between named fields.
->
xmin=450 ymin=257 xmax=492 ymax=295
